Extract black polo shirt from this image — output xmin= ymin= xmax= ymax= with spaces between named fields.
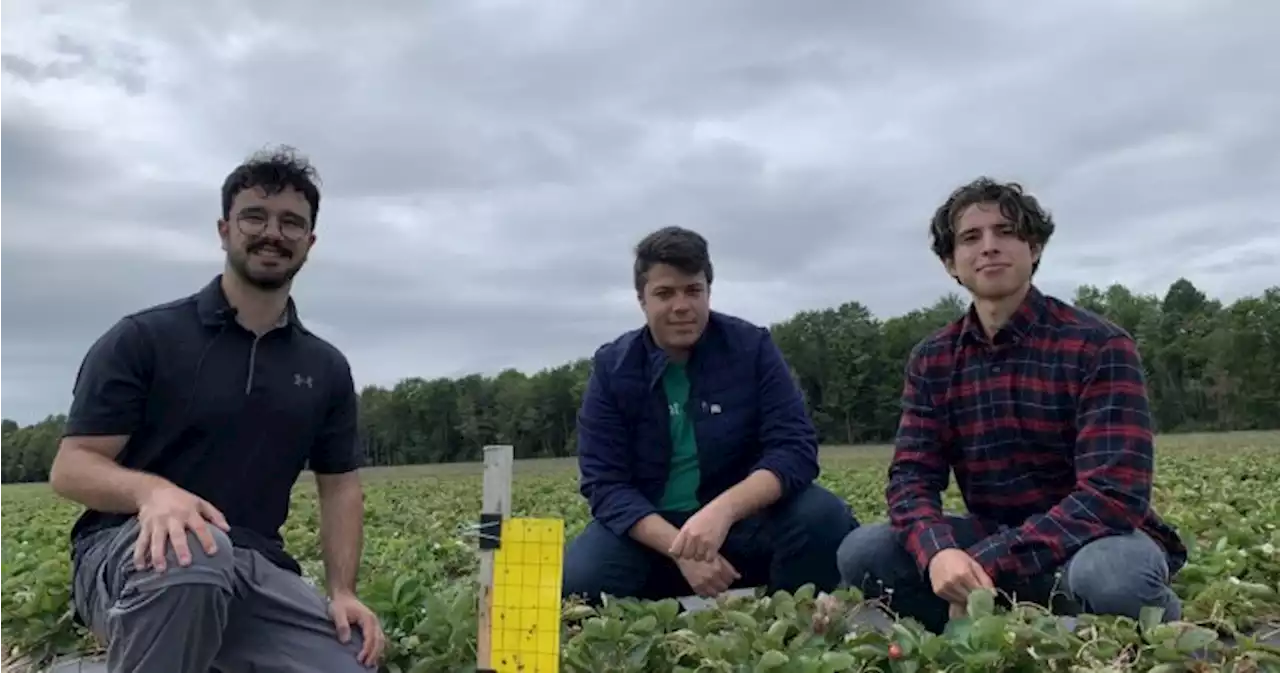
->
xmin=64 ymin=275 xmax=362 ymax=575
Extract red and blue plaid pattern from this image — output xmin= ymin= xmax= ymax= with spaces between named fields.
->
xmin=886 ymin=286 xmax=1186 ymax=582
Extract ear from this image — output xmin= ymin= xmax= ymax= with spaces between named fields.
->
xmin=1030 ymin=243 xmax=1043 ymax=265
xmin=217 ymin=218 xmax=230 ymax=251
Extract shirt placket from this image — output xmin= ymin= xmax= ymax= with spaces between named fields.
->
xmin=977 ymin=334 xmax=1017 ymax=473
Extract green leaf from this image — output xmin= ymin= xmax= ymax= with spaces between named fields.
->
xmin=819 ymin=651 xmax=857 ymax=672
xmin=1174 ymin=626 xmax=1218 ymax=652
xmin=627 ymin=615 xmax=658 ymax=634
xmin=726 ymin=610 xmax=759 ymax=631
xmin=966 ymin=588 xmax=996 ymax=619
xmin=1138 ymin=605 xmax=1165 ymax=633
xmin=755 ymin=650 xmax=790 ymax=671
xmin=766 ymin=619 xmax=791 ymax=645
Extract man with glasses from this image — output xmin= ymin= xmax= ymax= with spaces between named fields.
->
xmin=50 ymin=146 xmax=386 ymax=672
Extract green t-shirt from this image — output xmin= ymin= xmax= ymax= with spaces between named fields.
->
xmin=658 ymin=361 xmax=701 ymax=512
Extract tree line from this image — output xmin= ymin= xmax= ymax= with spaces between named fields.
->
xmin=4 ymin=279 xmax=1278 ymax=483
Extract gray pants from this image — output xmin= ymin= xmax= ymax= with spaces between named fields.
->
xmin=72 ymin=518 xmax=374 ymax=673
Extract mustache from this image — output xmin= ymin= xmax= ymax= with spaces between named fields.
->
xmin=248 ymin=240 xmax=293 ymax=258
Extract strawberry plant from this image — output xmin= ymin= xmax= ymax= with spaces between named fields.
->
xmin=4 ymin=432 xmax=1279 ymax=671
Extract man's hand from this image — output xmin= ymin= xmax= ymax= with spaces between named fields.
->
xmin=329 ymin=591 xmax=385 ymax=667
xmin=669 ymin=504 xmax=733 ymax=562
xmin=927 ymin=548 xmax=994 ymax=605
xmin=676 ymin=554 xmax=741 ymax=598
xmin=133 ymin=484 xmax=230 ymax=572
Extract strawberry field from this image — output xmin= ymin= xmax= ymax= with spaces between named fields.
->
xmin=4 ymin=431 xmax=1280 ymax=672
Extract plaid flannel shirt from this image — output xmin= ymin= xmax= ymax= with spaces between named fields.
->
xmin=886 ymin=286 xmax=1187 ymax=583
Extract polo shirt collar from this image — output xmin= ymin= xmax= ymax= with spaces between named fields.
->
xmin=960 ymin=284 xmax=1047 ymax=346
xmin=195 ymin=274 xmax=307 ymax=334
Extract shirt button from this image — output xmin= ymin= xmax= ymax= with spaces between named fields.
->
xmin=990 ymin=364 xmax=1002 ymax=374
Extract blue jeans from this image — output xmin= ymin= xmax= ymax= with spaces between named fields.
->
xmin=563 ymin=484 xmax=858 ymax=603
xmin=836 ymin=516 xmax=1183 ymax=634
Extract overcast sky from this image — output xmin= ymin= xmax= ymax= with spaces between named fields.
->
xmin=3 ymin=1 xmax=1277 ymax=425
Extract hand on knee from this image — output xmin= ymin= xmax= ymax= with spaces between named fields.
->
xmin=133 ymin=523 xmax=235 ymax=576
xmin=132 ymin=489 xmax=232 ymax=572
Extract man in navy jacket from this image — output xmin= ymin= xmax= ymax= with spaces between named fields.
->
xmin=562 ymin=226 xmax=859 ymax=603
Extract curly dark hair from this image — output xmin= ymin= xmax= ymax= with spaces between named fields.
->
xmin=633 ymin=226 xmax=714 ymax=294
xmin=220 ymin=145 xmax=322 ymax=227
xmin=929 ymin=177 xmax=1055 ymax=275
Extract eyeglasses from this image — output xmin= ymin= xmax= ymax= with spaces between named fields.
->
xmin=236 ymin=211 xmax=311 ymax=241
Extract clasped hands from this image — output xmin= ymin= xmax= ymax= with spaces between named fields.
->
xmin=666 ymin=504 xmax=740 ymax=597
xmin=928 ymin=548 xmax=995 ymax=620
xmin=666 ymin=506 xmax=997 ymax=615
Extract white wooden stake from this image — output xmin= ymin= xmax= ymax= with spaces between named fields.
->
xmin=476 ymin=444 xmax=513 ymax=672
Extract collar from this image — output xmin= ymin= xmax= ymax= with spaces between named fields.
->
xmin=195 ymin=274 xmax=306 ymax=334
xmin=641 ymin=313 xmax=715 ymax=390
xmin=960 ymin=284 xmax=1047 ymax=346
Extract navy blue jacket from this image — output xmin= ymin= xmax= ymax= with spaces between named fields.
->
xmin=576 ymin=311 xmax=820 ymax=538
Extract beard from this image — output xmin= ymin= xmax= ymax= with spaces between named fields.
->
xmin=227 ymin=241 xmax=307 ymax=291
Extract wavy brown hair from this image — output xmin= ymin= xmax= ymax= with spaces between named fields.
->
xmin=929 ymin=177 xmax=1055 ymax=275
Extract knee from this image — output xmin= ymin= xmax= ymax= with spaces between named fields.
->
xmin=126 ymin=524 xmax=236 ymax=591
xmin=561 ymin=523 xmax=644 ymax=602
xmin=836 ymin=523 xmax=901 ymax=587
xmin=775 ymin=485 xmax=859 ymax=544
xmin=1066 ymin=533 xmax=1179 ymax=620
xmin=561 ymin=541 xmax=604 ymax=600
xmin=168 ymin=525 xmax=236 ymax=575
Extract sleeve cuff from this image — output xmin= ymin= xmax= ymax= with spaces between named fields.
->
xmin=603 ymin=504 xmax=657 ymax=539
xmin=750 ymin=463 xmax=798 ymax=497
xmin=965 ymin=535 xmax=1008 ymax=582
xmin=310 ymin=458 xmax=361 ymax=474
xmin=910 ymin=523 xmax=959 ymax=573
xmin=62 ymin=418 xmax=135 ymax=437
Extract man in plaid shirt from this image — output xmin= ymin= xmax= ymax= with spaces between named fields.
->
xmin=836 ymin=177 xmax=1187 ymax=634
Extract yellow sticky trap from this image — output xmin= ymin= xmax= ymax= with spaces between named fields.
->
xmin=490 ymin=518 xmax=564 ymax=672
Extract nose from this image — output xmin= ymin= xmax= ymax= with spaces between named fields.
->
xmin=257 ymin=220 xmax=289 ymax=241
xmin=978 ymin=230 xmax=1002 ymax=256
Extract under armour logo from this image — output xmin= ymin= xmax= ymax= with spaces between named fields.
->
xmin=294 ymin=374 xmax=313 ymax=388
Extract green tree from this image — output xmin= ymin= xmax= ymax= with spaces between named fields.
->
xmin=4 ymin=280 xmax=1277 ymax=482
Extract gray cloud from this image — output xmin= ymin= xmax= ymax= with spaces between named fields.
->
xmin=3 ymin=0 xmax=1278 ymax=423
xmin=1 ymin=33 xmax=148 ymax=94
